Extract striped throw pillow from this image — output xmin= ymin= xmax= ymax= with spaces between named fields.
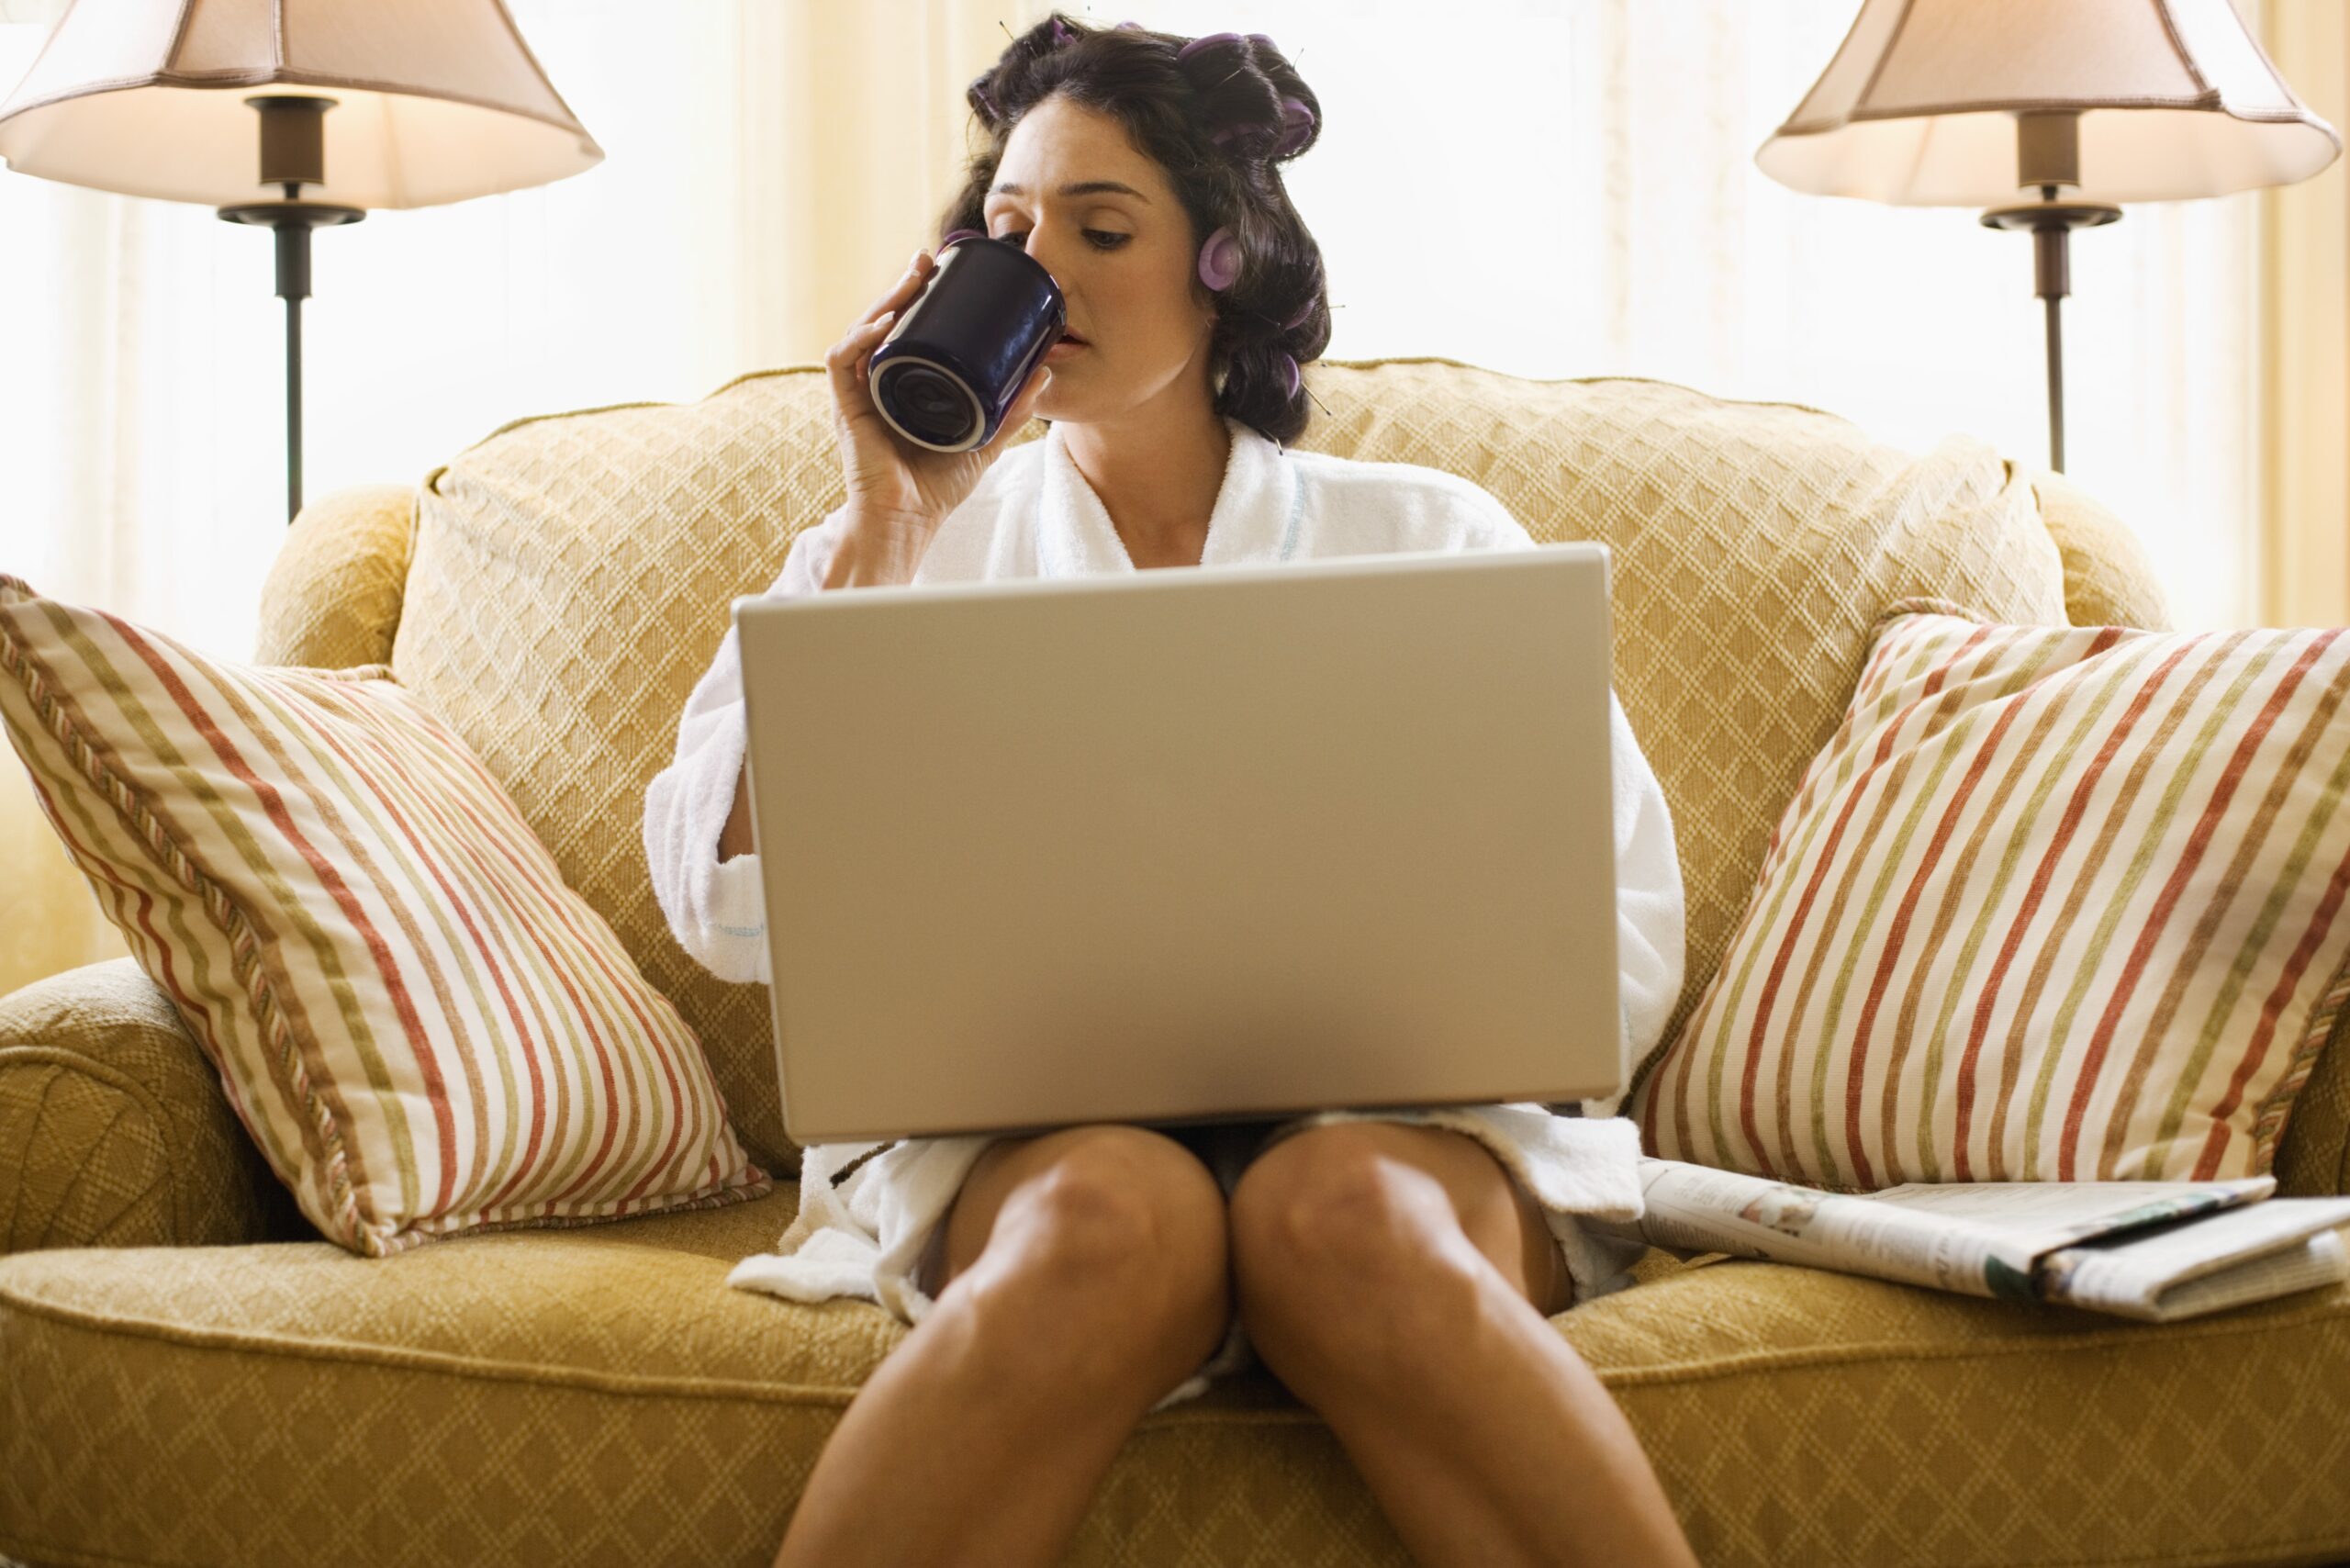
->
xmin=1628 ymin=597 xmax=2350 ymax=1189
xmin=0 ymin=578 xmax=771 ymax=1256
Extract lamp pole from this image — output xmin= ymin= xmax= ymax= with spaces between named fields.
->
xmin=1978 ymin=113 xmax=2120 ymax=476
xmin=216 ymin=95 xmax=364 ymax=525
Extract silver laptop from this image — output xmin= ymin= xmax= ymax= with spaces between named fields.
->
xmin=734 ymin=542 xmax=1620 ymax=1145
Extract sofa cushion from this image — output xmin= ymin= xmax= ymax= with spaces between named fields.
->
xmin=1632 ymin=598 xmax=2350 ymax=1187
xmin=0 ymin=579 xmax=772 ymax=1258
xmin=2 ymin=1185 xmax=2343 ymax=1568
xmin=395 ymin=361 xmax=2074 ymax=1176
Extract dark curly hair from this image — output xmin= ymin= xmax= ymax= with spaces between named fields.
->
xmin=940 ymin=13 xmax=1330 ymax=445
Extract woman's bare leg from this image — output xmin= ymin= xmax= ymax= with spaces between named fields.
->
xmin=773 ymin=1125 xmax=1232 ymax=1568
xmin=1228 ymin=1123 xmax=1700 ymax=1568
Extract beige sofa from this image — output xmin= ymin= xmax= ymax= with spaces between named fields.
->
xmin=4 ymin=359 xmax=2346 ymax=1568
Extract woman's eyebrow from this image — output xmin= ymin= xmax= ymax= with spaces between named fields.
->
xmin=989 ymin=180 xmax=1150 ymax=203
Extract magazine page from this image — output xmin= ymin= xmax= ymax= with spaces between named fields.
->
xmin=1594 ymin=1159 xmax=2037 ymax=1299
xmin=2034 ymin=1196 xmax=2350 ymax=1318
xmin=1863 ymin=1176 xmax=2275 ymax=1285
xmin=1604 ymin=1159 xmax=2288 ymax=1305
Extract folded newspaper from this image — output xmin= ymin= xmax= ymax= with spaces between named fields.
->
xmin=1584 ymin=1158 xmax=2350 ymax=1321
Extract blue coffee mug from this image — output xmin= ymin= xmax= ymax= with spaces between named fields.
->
xmin=867 ymin=235 xmax=1066 ymax=453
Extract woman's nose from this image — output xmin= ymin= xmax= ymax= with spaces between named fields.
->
xmin=1020 ymin=227 xmax=1071 ymax=283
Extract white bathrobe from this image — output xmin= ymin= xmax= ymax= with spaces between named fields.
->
xmin=644 ymin=416 xmax=1686 ymax=1413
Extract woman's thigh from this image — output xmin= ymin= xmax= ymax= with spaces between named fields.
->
xmin=1230 ymin=1122 xmax=1574 ymax=1317
xmin=918 ymin=1123 xmax=1228 ymax=1302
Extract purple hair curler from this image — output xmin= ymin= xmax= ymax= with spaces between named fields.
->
xmin=1196 ymin=227 xmax=1242 ymax=291
xmin=1177 ymin=30 xmax=1241 ymax=60
xmin=1273 ymin=97 xmax=1315 ymax=156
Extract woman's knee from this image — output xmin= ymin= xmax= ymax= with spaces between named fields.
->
xmin=1226 ymin=1126 xmax=1483 ymax=1341
xmin=948 ymin=1125 xmax=1234 ymax=1372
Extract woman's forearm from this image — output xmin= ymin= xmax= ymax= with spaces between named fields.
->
xmin=822 ymin=509 xmax=934 ymax=590
xmin=720 ymin=760 xmax=755 ymax=861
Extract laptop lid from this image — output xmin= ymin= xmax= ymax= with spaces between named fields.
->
xmin=735 ymin=543 xmax=1619 ymax=1144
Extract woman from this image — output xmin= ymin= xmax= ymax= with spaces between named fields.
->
xmin=644 ymin=17 xmax=1698 ymax=1568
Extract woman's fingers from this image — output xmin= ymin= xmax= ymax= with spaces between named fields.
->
xmin=824 ymin=310 xmax=901 ymax=412
xmin=834 ymin=252 xmax=938 ymax=422
xmin=1000 ymin=359 xmax=1049 ymax=434
xmin=858 ymin=249 xmax=935 ymax=325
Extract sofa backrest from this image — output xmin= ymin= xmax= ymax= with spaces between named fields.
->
xmin=263 ymin=359 xmax=2177 ymax=1180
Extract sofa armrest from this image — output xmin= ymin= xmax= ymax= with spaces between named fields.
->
xmin=0 ymin=958 xmax=299 ymax=1252
xmin=2278 ymin=1004 xmax=2350 ymax=1199
xmin=2031 ymin=468 xmax=2177 ymax=633
xmin=254 ymin=483 xmax=417 ymax=667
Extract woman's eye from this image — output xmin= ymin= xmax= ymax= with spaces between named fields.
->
xmin=990 ymin=227 xmax=1127 ymax=251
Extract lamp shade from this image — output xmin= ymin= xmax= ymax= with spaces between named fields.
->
xmin=1758 ymin=0 xmax=2341 ymax=206
xmin=0 ymin=0 xmax=601 ymax=208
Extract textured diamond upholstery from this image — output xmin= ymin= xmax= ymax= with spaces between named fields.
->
xmin=374 ymin=360 xmax=2092 ymax=1178
xmin=2031 ymin=469 xmax=2177 ymax=633
xmin=252 ymin=483 xmax=416 ymax=670
xmin=0 ymin=958 xmax=299 ymax=1253
xmin=8 ymin=358 xmax=2340 ymax=1568
xmin=2 ymin=1182 xmax=2344 ymax=1568
xmin=2280 ymin=1004 xmax=2350 ymax=1199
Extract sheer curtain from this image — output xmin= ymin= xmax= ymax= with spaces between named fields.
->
xmin=1123 ymin=0 xmax=2266 ymax=633
xmin=0 ymin=0 xmax=2277 ymax=995
xmin=0 ymin=0 xmax=1058 ymax=993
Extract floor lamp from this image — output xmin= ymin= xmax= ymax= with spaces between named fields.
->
xmin=0 ymin=0 xmax=603 ymax=524
xmin=1755 ymin=0 xmax=2339 ymax=476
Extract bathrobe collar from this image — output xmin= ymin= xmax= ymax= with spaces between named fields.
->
xmin=1035 ymin=417 xmax=1302 ymax=578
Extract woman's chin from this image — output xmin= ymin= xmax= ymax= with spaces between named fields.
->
xmin=1032 ymin=380 xmax=1087 ymax=425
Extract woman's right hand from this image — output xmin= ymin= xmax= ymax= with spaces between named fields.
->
xmin=824 ymin=247 xmax=1051 ymax=547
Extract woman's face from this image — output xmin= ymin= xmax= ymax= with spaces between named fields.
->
xmin=981 ymin=94 xmax=1217 ymax=427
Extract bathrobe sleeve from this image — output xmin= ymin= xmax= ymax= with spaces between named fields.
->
xmin=642 ymin=510 xmax=852 ymax=987
xmin=1595 ymin=678 xmax=1687 ymax=1119
xmin=1449 ymin=484 xmax=1688 ymax=1119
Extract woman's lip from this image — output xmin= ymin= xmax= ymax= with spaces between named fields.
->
xmin=1045 ymin=338 xmax=1087 ymax=361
